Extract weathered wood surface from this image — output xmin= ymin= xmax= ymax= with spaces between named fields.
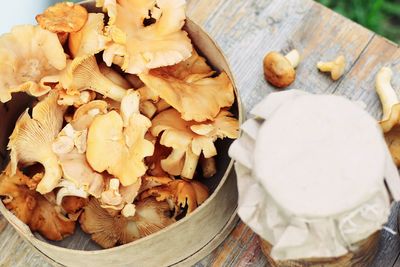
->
xmin=0 ymin=0 xmax=399 ymax=266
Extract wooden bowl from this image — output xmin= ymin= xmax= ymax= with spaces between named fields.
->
xmin=258 ymin=231 xmax=380 ymax=267
xmin=0 ymin=1 xmax=243 ymax=266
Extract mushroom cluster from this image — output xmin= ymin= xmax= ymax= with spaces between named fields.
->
xmin=0 ymin=1 xmax=239 ymax=248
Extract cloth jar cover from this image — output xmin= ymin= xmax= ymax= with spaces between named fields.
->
xmin=229 ymin=89 xmax=400 ymax=260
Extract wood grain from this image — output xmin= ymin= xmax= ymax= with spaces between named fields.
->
xmin=333 ymin=35 xmax=400 ymax=120
xmin=1 ymin=0 xmax=400 ymax=266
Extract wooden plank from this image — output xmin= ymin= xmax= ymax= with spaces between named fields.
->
xmin=0 ymin=216 xmax=52 ymax=267
xmin=371 ymin=203 xmax=400 ymax=267
xmin=188 ymin=0 xmax=373 ymax=113
xmin=333 ymin=35 xmax=400 ymax=120
xmin=195 ymin=221 xmax=268 ymax=267
xmin=332 ymin=35 xmax=400 ymax=267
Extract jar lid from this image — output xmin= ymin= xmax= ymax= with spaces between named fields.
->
xmin=254 ymin=94 xmax=386 ymax=218
xmin=229 ymin=90 xmax=399 ymax=260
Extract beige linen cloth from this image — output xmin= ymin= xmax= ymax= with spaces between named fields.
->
xmin=229 ymin=90 xmax=400 ymax=260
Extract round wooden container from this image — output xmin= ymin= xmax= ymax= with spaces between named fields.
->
xmin=0 ymin=2 xmax=243 ymax=266
xmin=258 ymin=231 xmax=380 ymax=267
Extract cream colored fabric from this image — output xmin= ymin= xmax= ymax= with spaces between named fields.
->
xmin=229 ymin=90 xmax=400 ymax=260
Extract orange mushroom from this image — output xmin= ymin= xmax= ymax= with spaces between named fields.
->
xmin=0 ymin=165 xmax=76 ymax=241
xmin=151 ymin=109 xmax=239 ymax=179
xmin=80 ymin=197 xmax=174 ymax=248
xmin=141 ymin=179 xmax=209 ymax=216
xmin=99 ymin=0 xmax=193 ymax=74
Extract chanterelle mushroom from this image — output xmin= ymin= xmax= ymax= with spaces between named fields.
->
xmin=145 ymin=139 xmax=172 ymax=177
xmin=141 ymin=179 xmax=209 ymax=216
xmin=375 ymin=67 xmax=400 ymax=133
xmin=140 ymin=176 xmax=174 ymax=193
xmin=52 ymin=123 xmax=87 ymax=155
xmin=137 ymin=49 xmax=216 ymax=116
xmin=99 ymin=63 xmax=132 ymax=89
xmin=8 ymin=92 xmax=65 ymax=194
xmin=71 ymin=100 xmax=109 ymax=130
xmin=56 ymin=179 xmax=89 ymax=206
xmin=69 ymin=13 xmax=109 ymax=58
xmin=137 ymin=49 xmax=230 ymax=122
xmin=60 ymin=55 xmax=129 ymax=102
xmin=375 ymin=67 xmax=400 ymax=166
xmin=140 ymin=71 xmax=235 ymax=122
xmin=101 ymin=178 xmax=123 ymax=207
xmin=100 ymin=178 xmax=142 ymax=215
xmin=57 ymin=151 xmax=105 ymax=198
xmin=96 ymin=0 xmax=117 ymax=24
xmin=57 ymin=89 xmax=95 ymax=107
xmin=263 ymin=49 xmax=300 ymax=88
xmin=151 ymin=109 xmax=239 ymax=179
xmin=86 ymin=91 xmax=154 ymax=186
xmin=200 ymin=156 xmax=217 ymax=178
xmin=0 ymin=165 xmax=76 ymax=241
xmin=80 ymin=197 xmax=174 ymax=248
xmin=317 ymin=55 xmax=346 ymax=81
xmin=62 ymin=196 xmax=88 ymax=215
xmin=99 ymin=0 xmax=193 ymax=74
xmin=155 ymin=49 xmax=215 ymax=83
xmin=0 ymin=25 xmax=66 ymax=102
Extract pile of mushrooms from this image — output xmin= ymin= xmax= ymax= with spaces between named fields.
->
xmin=0 ymin=1 xmax=239 ymax=248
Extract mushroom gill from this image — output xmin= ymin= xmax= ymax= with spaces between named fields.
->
xmin=8 ymin=92 xmax=65 ymax=194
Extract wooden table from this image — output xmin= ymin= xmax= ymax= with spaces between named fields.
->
xmin=1 ymin=0 xmax=399 ymax=266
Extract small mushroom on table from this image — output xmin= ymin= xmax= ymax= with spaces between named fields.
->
xmin=317 ymin=55 xmax=346 ymax=81
xmin=263 ymin=50 xmax=300 ymax=88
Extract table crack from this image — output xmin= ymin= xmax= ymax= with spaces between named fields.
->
xmin=331 ymin=34 xmax=376 ymax=94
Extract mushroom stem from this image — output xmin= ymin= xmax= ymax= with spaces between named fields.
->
xmin=181 ymin=148 xmax=200 ymax=179
xmin=101 ymin=178 xmax=123 ymax=206
xmin=161 ymin=149 xmax=185 ymax=176
xmin=121 ymin=203 xmax=136 ymax=218
xmin=200 ymin=156 xmax=217 ymax=178
xmin=121 ymin=90 xmax=140 ymax=126
xmin=63 ymin=56 xmax=128 ymax=102
xmin=36 ymin=157 xmax=63 ymax=194
xmin=375 ymin=67 xmax=400 ymax=133
xmin=56 ymin=180 xmax=89 ymax=206
xmin=285 ymin=50 xmax=300 ymax=68
xmin=317 ymin=55 xmax=346 ymax=81
xmin=89 ymin=69 xmax=127 ymax=101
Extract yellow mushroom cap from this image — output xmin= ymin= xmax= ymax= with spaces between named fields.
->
xmin=99 ymin=0 xmax=193 ymax=74
xmin=0 ymin=25 xmax=66 ymax=102
xmin=69 ymin=13 xmax=108 ymax=58
xmin=8 ymin=92 xmax=65 ymax=194
xmin=86 ymin=97 xmax=154 ymax=186
xmin=150 ymin=109 xmax=239 ymax=179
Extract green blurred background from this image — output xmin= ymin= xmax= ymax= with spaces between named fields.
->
xmin=317 ymin=0 xmax=400 ymax=43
